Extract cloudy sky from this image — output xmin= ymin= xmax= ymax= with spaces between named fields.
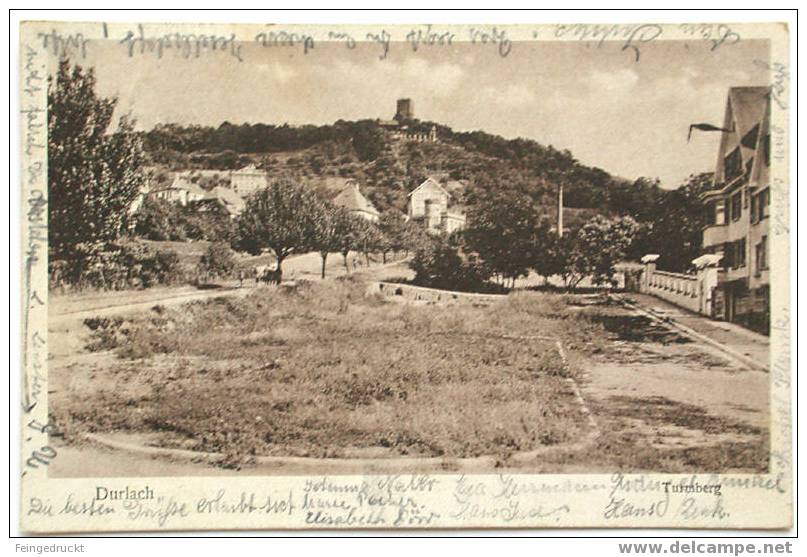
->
xmin=81 ymin=37 xmax=769 ymax=188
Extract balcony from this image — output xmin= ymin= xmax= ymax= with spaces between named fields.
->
xmin=702 ymin=224 xmax=728 ymax=247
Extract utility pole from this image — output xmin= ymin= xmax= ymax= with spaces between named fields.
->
xmin=557 ymin=181 xmax=564 ymax=238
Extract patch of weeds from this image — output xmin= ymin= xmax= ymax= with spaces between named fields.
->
xmin=586 ymin=313 xmax=691 ymax=344
xmin=604 ymin=395 xmax=763 ymax=436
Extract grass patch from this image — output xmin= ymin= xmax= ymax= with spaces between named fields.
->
xmin=59 ymin=277 xmax=595 ymax=465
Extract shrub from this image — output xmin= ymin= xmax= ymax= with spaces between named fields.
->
xmin=409 ymin=235 xmax=493 ymax=292
xmin=49 ymin=240 xmax=185 ymax=291
xmin=198 ymin=242 xmax=236 ymax=278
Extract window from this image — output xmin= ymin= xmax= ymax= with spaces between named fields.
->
xmin=725 ymin=239 xmax=747 ymax=269
xmin=759 ymin=188 xmax=770 ymax=221
xmin=755 ymin=236 xmax=768 ymax=274
xmin=730 ymin=191 xmax=742 ymax=222
xmin=715 ymin=199 xmax=726 ymax=225
xmin=751 ymin=194 xmax=759 ymax=224
xmin=724 ymin=148 xmax=743 ymax=182
xmin=742 ymin=124 xmax=760 ymax=150
xmin=722 ymin=243 xmax=732 ymax=268
xmin=737 ymin=238 xmax=746 ymax=268
xmin=704 ymin=202 xmax=716 ymax=226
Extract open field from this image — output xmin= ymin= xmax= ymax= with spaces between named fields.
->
xmin=48 ymin=276 xmax=769 ymax=475
xmin=50 ymin=277 xmax=592 ymax=467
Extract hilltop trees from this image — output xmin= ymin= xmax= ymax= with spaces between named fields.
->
xmin=233 ymin=179 xmax=322 ymax=281
xmin=48 ymin=60 xmax=146 ymax=281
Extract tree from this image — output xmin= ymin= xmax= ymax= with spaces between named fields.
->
xmin=464 ymin=190 xmax=553 ymax=288
xmin=312 ymin=203 xmax=349 ymax=279
xmin=409 ymin=233 xmax=492 ymax=292
xmin=198 ymin=242 xmax=236 ymax=279
xmin=559 ymin=215 xmax=638 ymax=290
xmin=355 ymin=219 xmax=383 ymax=266
xmin=377 ymin=211 xmax=408 ymax=263
xmin=629 ymin=172 xmax=713 ymax=272
xmin=48 ymin=60 xmax=146 ymax=278
xmin=233 ymin=179 xmax=321 ymax=281
xmin=133 ymin=197 xmax=186 ymax=241
xmin=333 ymin=213 xmax=365 ymax=271
xmin=350 ymin=121 xmax=384 ymax=162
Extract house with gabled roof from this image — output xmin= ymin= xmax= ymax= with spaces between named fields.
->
xmin=333 ymin=180 xmax=380 ymax=222
xmin=230 ymin=163 xmax=267 ymax=197
xmin=699 ymin=86 xmax=771 ymax=331
xmin=151 ymin=174 xmax=207 ymax=206
xmin=407 ymin=177 xmax=466 ymax=234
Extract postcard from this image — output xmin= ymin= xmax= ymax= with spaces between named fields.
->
xmin=18 ymin=20 xmax=791 ymax=532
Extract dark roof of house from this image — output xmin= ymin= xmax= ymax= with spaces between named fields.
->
xmin=728 ymin=87 xmax=770 ymax=140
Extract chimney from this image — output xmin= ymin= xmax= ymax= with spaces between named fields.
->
xmin=557 ymin=182 xmax=564 ymax=238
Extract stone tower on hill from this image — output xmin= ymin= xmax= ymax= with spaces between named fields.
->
xmin=395 ymin=98 xmax=414 ymax=121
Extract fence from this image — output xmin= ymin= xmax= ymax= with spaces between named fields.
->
xmin=641 ymin=269 xmax=701 ymax=313
xmin=635 ymin=254 xmax=721 ymax=317
xmin=368 ymin=281 xmax=504 ymax=305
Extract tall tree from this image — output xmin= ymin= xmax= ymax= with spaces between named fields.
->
xmin=377 ymin=211 xmax=408 ymax=263
xmin=312 ymin=203 xmax=350 ymax=279
xmin=465 ymin=190 xmax=553 ymax=288
xmin=560 ymin=215 xmax=638 ymax=289
xmin=233 ymin=179 xmax=321 ymax=281
xmin=334 ymin=213 xmax=366 ymax=271
xmin=48 ymin=60 xmax=146 ymax=271
xmin=629 ymin=172 xmax=713 ymax=272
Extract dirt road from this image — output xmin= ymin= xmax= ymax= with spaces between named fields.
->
xmin=50 ymin=254 xmax=411 ymax=324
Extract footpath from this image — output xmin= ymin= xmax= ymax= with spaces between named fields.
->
xmin=615 ymin=292 xmax=770 ymax=371
xmin=50 ymin=255 xmax=410 ymax=324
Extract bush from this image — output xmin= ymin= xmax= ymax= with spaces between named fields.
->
xmin=134 ymin=197 xmax=234 ymax=243
xmin=49 ymin=240 xmax=185 ymax=291
xmin=410 ymin=235 xmax=493 ymax=293
xmin=198 ymin=242 xmax=236 ymax=278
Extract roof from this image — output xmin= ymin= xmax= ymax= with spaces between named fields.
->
xmin=233 ymin=164 xmax=263 ymax=174
xmin=333 ymin=182 xmax=379 ymax=216
xmin=202 ymin=186 xmax=246 ymax=214
xmin=728 ymin=87 xmax=770 ymax=140
xmin=713 ymin=86 xmax=771 ymax=187
xmin=169 ymin=175 xmax=206 ymax=196
xmin=408 ymin=177 xmax=451 ymax=198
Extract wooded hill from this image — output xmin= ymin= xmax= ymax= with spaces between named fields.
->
xmin=140 ymin=118 xmax=665 ymax=222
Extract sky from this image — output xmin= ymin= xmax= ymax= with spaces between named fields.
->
xmin=78 ymin=36 xmax=769 ymax=188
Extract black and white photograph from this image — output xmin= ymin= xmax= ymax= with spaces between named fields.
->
xmin=15 ymin=17 xmax=792 ymax=533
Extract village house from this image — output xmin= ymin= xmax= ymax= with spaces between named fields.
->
xmin=230 ymin=164 xmax=268 ymax=196
xmin=407 ymin=177 xmax=466 ymax=234
xmin=151 ymin=174 xmax=206 ymax=206
xmin=699 ymin=86 xmax=771 ymax=331
xmin=332 ymin=180 xmax=380 ymax=222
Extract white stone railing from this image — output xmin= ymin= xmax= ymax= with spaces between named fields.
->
xmin=639 ymin=264 xmax=701 ymax=313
